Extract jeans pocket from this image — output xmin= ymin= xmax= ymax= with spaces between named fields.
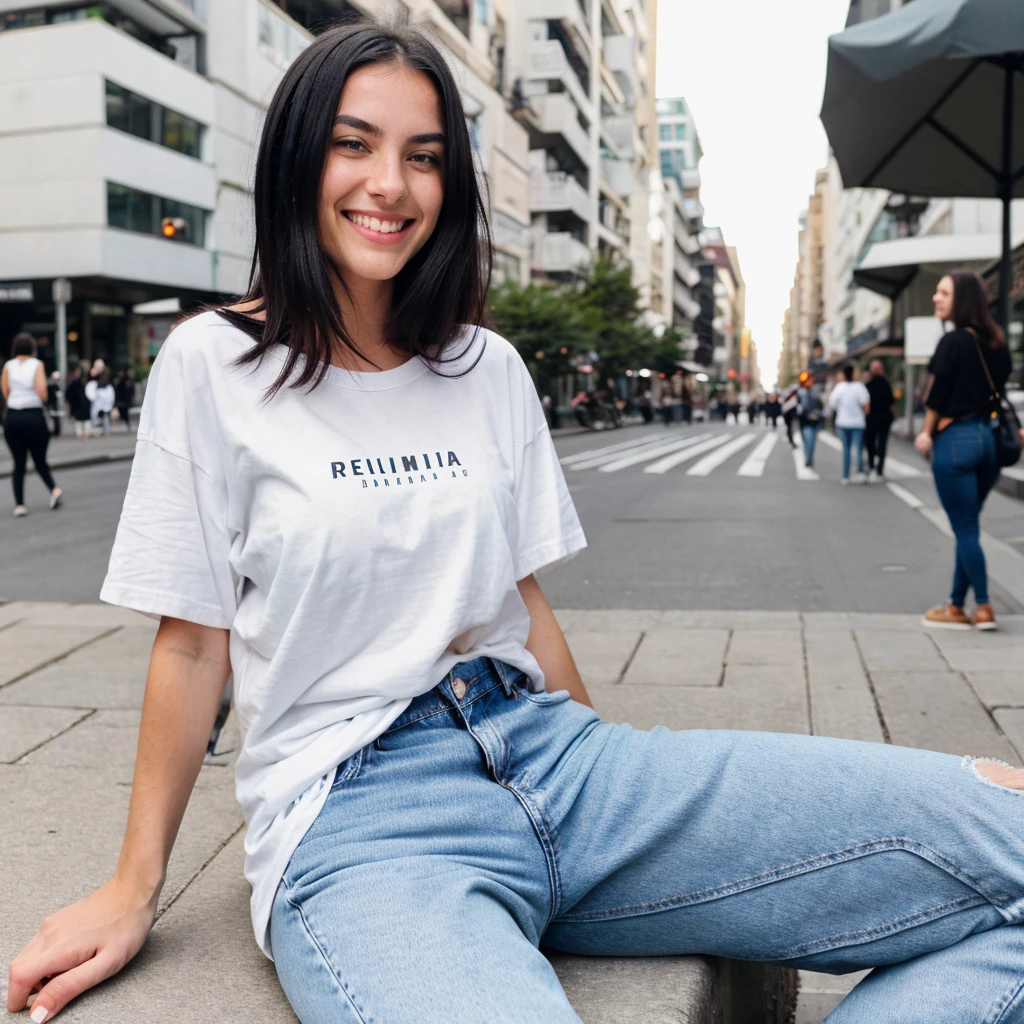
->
xmin=329 ymin=745 xmax=367 ymax=791
xmin=523 ymin=687 xmax=573 ymax=705
xmin=950 ymin=437 xmax=982 ymax=472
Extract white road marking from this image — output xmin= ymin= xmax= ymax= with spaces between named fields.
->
xmin=687 ymin=432 xmax=759 ymax=476
xmin=643 ymin=433 xmax=734 ymax=475
xmin=815 ymin=430 xmax=921 ymax=478
xmin=885 ymin=482 xmax=924 ymax=509
xmin=736 ymin=432 xmax=779 ymax=477
xmin=791 ymin=432 xmax=819 ymax=481
xmin=599 ymin=433 xmax=715 ymax=473
xmin=559 ymin=433 xmax=675 ymax=466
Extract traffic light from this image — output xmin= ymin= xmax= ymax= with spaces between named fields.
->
xmin=161 ymin=217 xmax=188 ymax=240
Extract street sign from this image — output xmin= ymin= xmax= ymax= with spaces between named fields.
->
xmin=0 ymin=282 xmax=33 ymax=302
xmin=52 ymin=278 xmax=72 ymax=304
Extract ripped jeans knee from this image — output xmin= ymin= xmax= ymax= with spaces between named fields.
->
xmin=966 ymin=756 xmax=1024 ymax=792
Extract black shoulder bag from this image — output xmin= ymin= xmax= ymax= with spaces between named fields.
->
xmin=973 ymin=335 xmax=1022 ymax=467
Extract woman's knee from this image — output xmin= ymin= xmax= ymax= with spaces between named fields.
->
xmin=971 ymin=759 xmax=1024 ymax=791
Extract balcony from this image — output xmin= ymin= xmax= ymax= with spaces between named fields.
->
xmin=681 ymin=168 xmax=701 ymax=191
xmin=602 ymin=114 xmax=638 ymax=159
xmin=602 ymin=34 xmax=638 ymax=104
xmin=531 ymin=172 xmax=592 ymax=223
xmin=527 ymin=40 xmax=592 ymax=120
xmin=534 ymin=232 xmax=592 ymax=274
xmin=529 ymin=93 xmax=592 ymax=168
xmin=601 ymin=156 xmax=633 ymax=198
xmin=524 ymin=0 xmax=592 ymax=57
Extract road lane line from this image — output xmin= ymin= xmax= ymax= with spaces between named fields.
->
xmin=736 ymin=432 xmax=779 ymax=477
xmin=815 ymin=430 xmax=921 ymax=477
xmin=791 ymin=433 xmax=819 ymax=481
xmin=886 ymin=482 xmax=924 ymax=509
xmin=642 ymin=433 xmax=733 ymax=474
xmin=559 ymin=433 xmax=674 ymax=466
xmin=574 ymin=433 xmax=710 ymax=471
xmin=687 ymin=432 xmax=758 ymax=476
xmin=599 ymin=433 xmax=715 ymax=473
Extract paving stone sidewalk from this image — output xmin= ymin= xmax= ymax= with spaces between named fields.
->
xmin=0 ymin=432 xmax=138 ymax=479
xmin=3 ymin=601 xmax=1023 ymax=1022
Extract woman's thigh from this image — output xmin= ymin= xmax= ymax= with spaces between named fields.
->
xmin=545 ymin=727 xmax=1024 ymax=973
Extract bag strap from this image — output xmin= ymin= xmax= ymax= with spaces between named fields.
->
xmin=970 ymin=331 xmax=999 ymax=407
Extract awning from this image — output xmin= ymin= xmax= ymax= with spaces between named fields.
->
xmin=854 ymin=231 xmax=1004 ymax=298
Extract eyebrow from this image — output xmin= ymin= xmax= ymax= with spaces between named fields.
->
xmin=333 ymin=115 xmax=445 ymax=146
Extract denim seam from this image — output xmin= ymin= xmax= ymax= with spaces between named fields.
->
xmin=284 ymin=891 xmax=374 ymax=1024
xmin=989 ymin=972 xmax=1024 ymax=1024
xmin=555 ymin=837 xmax=999 ymax=922
xmin=384 ymin=680 xmax=504 ymax=733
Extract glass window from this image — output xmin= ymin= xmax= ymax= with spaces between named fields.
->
xmin=659 ymin=123 xmax=670 ymax=141
xmin=105 ymin=81 xmax=204 ymax=159
xmin=675 ymin=123 xmax=687 ymax=141
xmin=107 ymin=182 xmax=207 ymax=247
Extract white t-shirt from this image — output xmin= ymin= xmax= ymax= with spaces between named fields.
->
xmin=100 ymin=311 xmax=586 ymax=959
xmin=828 ymin=380 xmax=871 ymax=429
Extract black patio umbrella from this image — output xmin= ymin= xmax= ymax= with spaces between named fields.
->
xmin=821 ymin=0 xmax=1024 ymax=328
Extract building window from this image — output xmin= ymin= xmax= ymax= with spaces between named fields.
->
xmin=674 ymin=123 xmax=687 ymax=141
xmin=106 ymin=81 xmax=204 ymax=159
xmin=107 ymin=182 xmax=207 ymax=246
xmin=659 ymin=123 xmax=670 ymax=141
xmin=257 ymin=0 xmax=309 ymax=68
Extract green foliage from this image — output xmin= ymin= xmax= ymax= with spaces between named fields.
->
xmin=487 ymin=257 xmax=682 ymax=388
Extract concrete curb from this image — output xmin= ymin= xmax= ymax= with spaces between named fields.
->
xmin=0 ymin=449 xmax=136 ymax=479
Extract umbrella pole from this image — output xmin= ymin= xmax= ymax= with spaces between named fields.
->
xmin=1000 ymin=55 xmax=1014 ymax=333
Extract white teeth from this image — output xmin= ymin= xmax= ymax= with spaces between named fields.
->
xmin=348 ymin=213 xmax=406 ymax=233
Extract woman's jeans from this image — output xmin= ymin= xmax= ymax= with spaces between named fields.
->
xmin=838 ymin=426 xmax=865 ymax=479
xmin=3 ymin=407 xmax=57 ymax=506
xmin=800 ymin=423 xmax=819 ymax=465
xmin=932 ymin=417 xmax=1000 ymax=606
xmin=270 ymin=658 xmax=1024 ymax=1024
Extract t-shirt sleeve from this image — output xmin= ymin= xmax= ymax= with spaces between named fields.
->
xmin=504 ymin=344 xmax=586 ymax=580
xmin=100 ymin=328 xmax=236 ymax=629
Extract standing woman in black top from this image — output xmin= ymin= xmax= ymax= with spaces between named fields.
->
xmin=915 ymin=271 xmax=1012 ymax=631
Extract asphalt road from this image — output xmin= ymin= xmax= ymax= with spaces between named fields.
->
xmin=1 ymin=422 xmax=1021 ymax=613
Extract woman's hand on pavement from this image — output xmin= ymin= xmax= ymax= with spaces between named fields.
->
xmin=914 ymin=431 xmax=933 ymax=456
xmin=6 ymin=874 xmax=159 ymax=1022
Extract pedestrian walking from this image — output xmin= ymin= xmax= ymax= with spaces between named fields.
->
xmin=828 ymin=364 xmax=871 ymax=484
xmin=64 ymin=362 xmax=92 ymax=438
xmin=917 ymin=271 xmax=1016 ymax=632
xmin=23 ymin=25 xmax=1024 ymax=1024
xmin=114 ymin=369 xmax=135 ymax=431
xmin=90 ymin=370 xmax=115 ymax=435
xmin=781 ymin=387 xmax=798 ymax=446
xmin=864 ymin=358 xmax=894 ymax=481
xmin=1 ymin=332 xmax=62 ymax=516
xmin=764 ymin=392 xmax=782 ymax=428
xmin=46 ymin=371 xmax=62 ymax=436
xmin=797 ymin=372 xmax=823 ymax=467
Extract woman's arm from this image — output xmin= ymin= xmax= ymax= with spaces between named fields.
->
xmin=517 ymin=574 xmax=593 ymax=708
xmin=7 ymin=616 xmax=230 ymax=1023
xmin=1 ymin=362 xmax=8 ymax=402
xmin=915 ymin=408 xmax=941 ymax=455
xmin=34 ymin=362 xmax=49 ymax=403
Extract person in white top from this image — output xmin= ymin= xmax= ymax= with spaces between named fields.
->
xmin=828 ymin=364 xmax=871 ymax=484
xmin=1 ymin=332 xmax=62 ymax=515
xmin=15 ymin=21 xmax=1024 ymax=1024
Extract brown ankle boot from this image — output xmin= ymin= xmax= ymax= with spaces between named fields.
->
xmin=923 ymin=603 xmax=972 ymax=629
xmin=972 ymin=604 xmax=998 ymax=631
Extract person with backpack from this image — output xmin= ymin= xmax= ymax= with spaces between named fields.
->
xmin=916 ymin=271 xmax=1015 ymax=632
xmin=797 ymin=372 xmax=824 ymax=468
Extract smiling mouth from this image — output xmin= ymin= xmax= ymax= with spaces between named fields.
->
xmin=343 ymin=212 xmax=415 ymax=235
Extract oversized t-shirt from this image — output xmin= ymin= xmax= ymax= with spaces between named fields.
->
xmin=100 ymin=311 xmax=586 ymax=959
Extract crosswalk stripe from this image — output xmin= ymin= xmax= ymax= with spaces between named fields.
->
xmin=576 ymin=433 xmax=710 ymax=472
xmin=598 ymin=433 xmax=714 ymax=473
xmin=791 ymin=433 xmax=819 ymax=481
xmin=814 ymin=431 xmax=921 ymax=478
xmin=642 ymin=433 xmax=733 ymax=474
xmin=736 ymin=432 xmax=779 ymax=477
xmin=687 ymin=432 xmax=758 ymax=476
xmin=559 ymin=432 xmax=672 ymax=466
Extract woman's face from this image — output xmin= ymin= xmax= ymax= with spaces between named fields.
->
xmin=933 ymin=275 xmax=954 ymax=321
xmin=318 ymin=63 xmax=446 ymax=287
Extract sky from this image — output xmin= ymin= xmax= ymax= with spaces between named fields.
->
xmin=655 ymin=0 xmax=852 ymax=388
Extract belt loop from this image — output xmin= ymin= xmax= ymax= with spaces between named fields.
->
xmin=487 ymin=657 xmax=514 ymax=696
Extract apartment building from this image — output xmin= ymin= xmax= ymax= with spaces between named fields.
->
xmin=0 ymin=0 xmax=533 ymax=371
xmin=510 ymin=0 xmax=657 ymax=288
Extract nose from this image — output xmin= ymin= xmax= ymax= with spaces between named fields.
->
xmin=365 ymin=147 xmax=408 ymax=207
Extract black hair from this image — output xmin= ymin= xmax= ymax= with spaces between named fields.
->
xmin=11 ymin=332 xmax=36 ymax=357
xmin=223 ymin=19 xmax=491 ymax=396
xmin=947 ymin=270 xmax=1005 ymax=348
xmin=842 ymin=364 xmax=854 ymax=381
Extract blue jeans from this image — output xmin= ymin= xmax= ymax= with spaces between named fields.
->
xmin=838 ymin=426 xmax=865 ymax=479
xmin=271 ymin=658 xmax=1024 ymax=1023
xmin=932 ymin=418 xmax=1000 ymax=606
xmin=801 ymin=423 xmax=819 ymax=466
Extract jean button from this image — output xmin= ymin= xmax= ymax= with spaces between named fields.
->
xmin=452 ymin=678 xmax=467 ymax=700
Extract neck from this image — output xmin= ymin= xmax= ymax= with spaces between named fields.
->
xmin=330 ymin=270 xmax=405 ymax=372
